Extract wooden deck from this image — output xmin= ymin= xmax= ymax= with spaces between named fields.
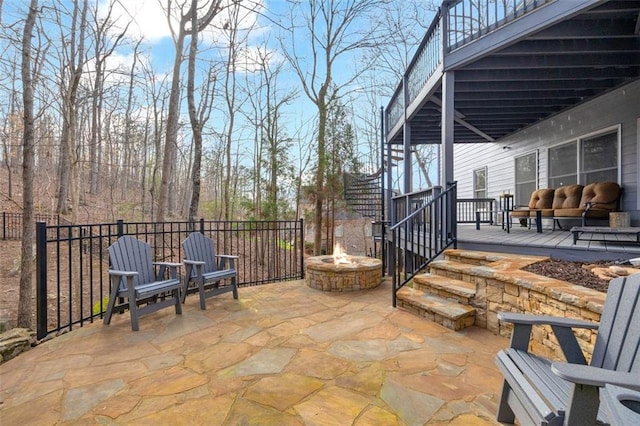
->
xmin=456 ymin=222 xmax=640 ymax=262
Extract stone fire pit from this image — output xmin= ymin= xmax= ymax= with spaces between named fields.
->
xmin=305 ymin=255 xmax=382 ymax=291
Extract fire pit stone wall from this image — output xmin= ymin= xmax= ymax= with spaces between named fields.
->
xmin=305 ymin=255 xmax=382 ymax=291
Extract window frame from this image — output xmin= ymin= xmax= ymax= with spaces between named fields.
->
xmin=578 ymin=125 xmax=621 ymax=184
xmin=473 ymin=166 xmax=488 ymax=199
xmin=514 ymin=150 xmax=538 ymax=208
xmin=547 ymin=125 xmax=621 ymax=187
xmin=548 ymin=140 xmax=578 ymax=188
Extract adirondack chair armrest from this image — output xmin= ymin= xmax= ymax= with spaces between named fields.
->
xmin=183 ymin=259 xmax=206 ymax=266
xmin=498 ymin=312 xmax=598 ymax=362
xmin=551 ymin=363 xmax=640 ymax=391
xmin=183 ymin=259 xmax=205 ymax=277
xmin=153 ymin=262 xmax=182 ymax=267
xmin=108 ymin=269 xmax=138 ymax=277
xmin=215 ymin=254 xmax=238 ymax=269
xmin=152 ymin=262 xmax=181 ymax=279
xmin=497 ymin=312 xmax=599 ymax=329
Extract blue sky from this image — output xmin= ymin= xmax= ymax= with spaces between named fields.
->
xmin=1 ymin=0 xmax=438 ymax=189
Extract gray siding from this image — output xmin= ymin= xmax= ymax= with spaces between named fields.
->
xmin=453 ymin=79 xmax=640 ymax=225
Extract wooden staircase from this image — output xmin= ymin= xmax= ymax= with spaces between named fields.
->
xmin=396 ymin=250 xmax=516 ymax=331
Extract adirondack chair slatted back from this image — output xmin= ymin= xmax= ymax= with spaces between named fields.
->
xmin=183 ymin=232 xmax=218 ymax=275
xmin=591 ymin=275 xmax=640 ymax=373
xmin=108 ymin=235 xmax=156 ymax=288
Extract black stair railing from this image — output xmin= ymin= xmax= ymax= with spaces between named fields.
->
xmin=343 ymin=171 xmax=384 ymax=220
xmin=389 ymin=182 xmax=458 ymax=307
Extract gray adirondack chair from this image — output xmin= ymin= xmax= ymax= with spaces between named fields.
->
xmin=182 ymin=232 xmax=238 ymax=310
xmin=496 ymin=273 xmax=640 ymax=425
xmin=105 ymin=236 xmax=182 ymax=331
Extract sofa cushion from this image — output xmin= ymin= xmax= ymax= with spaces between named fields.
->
xmin=553 ymin=182 xmax=621 ymax=219
xmin=511 ymin=189 xmax=555 ymax=218
xmin=579 ymin=181 xmax=621 ymax=211
xmin=529 ymin=189 xmax=554 ymax=209
xmin=552 ymin=185 xmax=584 ymax=210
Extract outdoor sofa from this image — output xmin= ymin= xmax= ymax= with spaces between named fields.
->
xmin=509 ymin=182 xmax=622 ymax=231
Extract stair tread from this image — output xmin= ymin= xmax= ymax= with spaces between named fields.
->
xmin=397 ymin=287 xmax=475 ymax=320
xmin=413 ymin=273 xmax=476 ymax=298
xmin=429 ymin=259 xmax=478 ymax=273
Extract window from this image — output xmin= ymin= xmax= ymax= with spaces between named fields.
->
xmin=515 ymin=152 xmax=537 ymax=207
xmin=580 ymin=131 xmax=618 ymax=183
xmin=548 ymin=127 xmax=619 ymax=187
xmin=473 ymin=167 xmax=487 ymax=198
xmin=548 ymin=142 xmax=577 ymax=188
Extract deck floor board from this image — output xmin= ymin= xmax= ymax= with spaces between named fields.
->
xmin=456 ymin=223 xmax=640 ymax=262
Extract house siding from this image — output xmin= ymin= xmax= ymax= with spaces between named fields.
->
xmin=453 ymin=79 xmax=640 ymax=225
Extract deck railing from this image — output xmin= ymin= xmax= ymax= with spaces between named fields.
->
xmin=389 ymin=182 xmax=457 ymax=306
xmin=386 ymin=11 xmax=442 ymax=132
xmin=446 ymin=0 xmax=552 ymax=52
xmin=457 ymin=198 xmax=495 ymax=225
xmin=34 ymin=218 xmax=304 ymax=339
xmin=386 ymin=0 xmax=551 ymax=133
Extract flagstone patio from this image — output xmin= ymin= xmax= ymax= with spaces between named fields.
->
xmin=0 ymin=279 xmax=507 ymax=425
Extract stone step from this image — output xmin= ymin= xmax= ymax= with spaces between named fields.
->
xmin=396 ymin=286 xmax=476 ymax=331
xmin=428 ymin=259 xmax=482 ymax=283
xmin=443 ymin=249 xmax=545 ymax=270
xmin=444 ymin=249 xmax=508 ymax=266
xmin=412 ymin=273 xmax=476 ymax=304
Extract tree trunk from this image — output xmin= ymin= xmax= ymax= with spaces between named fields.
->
xmin=18 ymin=0 xmax=38 ymax=329
xmin=157 ymin=31 xmax=184 ymax=222
xmin=313 ymin=98 xmax=327 ymax=255
xmin=56 ymin=0 xmax=87 ymax=216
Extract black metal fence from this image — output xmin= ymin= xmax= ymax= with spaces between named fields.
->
xmin=1 ymin=212 xmax=61 ymax=240
xmin=35 ymin=218 xmax=304 ymax=339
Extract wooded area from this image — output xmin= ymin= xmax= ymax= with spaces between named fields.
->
xmin=1 ymin=0 xmax=439 ymax=327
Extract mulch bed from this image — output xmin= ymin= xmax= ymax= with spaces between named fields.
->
xmin=522 ymin=259 xmax=628 ymax=293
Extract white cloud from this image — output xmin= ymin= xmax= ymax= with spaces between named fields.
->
xmin=98 ymin=0 xmax=266 ymax=45
xmin=98 ymin=0 xmax=173 ymax=43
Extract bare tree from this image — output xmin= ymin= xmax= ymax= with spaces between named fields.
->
xmin=54 ymin=0 xmax=88 ymax=218
xmin=280 ymin=0 xmax=386 ymax=255
xmin=156 ymin=0 xmax=224 ymax=222
xmin=17 ymin=0 xmax=38 ymax=329
xmin=185 ymin=0 xmax=218 ymax=222
xmin=88 ymin=0 xmax=129 ymax=195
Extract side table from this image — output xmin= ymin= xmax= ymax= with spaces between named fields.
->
xmin=499 ymin=194 xmax=513 ymax=233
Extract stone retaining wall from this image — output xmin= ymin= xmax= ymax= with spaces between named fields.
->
xmin=445 ymin=250 xmax=606 ymax=360
xmin=484 ymin=272 xmax=604 ymax=360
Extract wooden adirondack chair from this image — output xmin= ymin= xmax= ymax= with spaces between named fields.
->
xmin=105 ymin=236 xmax=182 ymax=331
xmin=496 ymin=274 xmax=640 ymax=425
xmin=182 ymin=232 xmax=238 ymax=310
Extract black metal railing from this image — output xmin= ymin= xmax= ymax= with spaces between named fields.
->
xmin=386 ymin=0 xmax=550 ymax=134
xmin=343 ymin=172 xmax=385 ymax=221
xmin=389 ymin=183 xmax=457 ymax=306
xmin=446 ymin=0 xmax=552 ymax=52
xmin=457 ymin=198 xmax=495 ymax=227
xmin=1 ymin=212 xmax=61 ymax=240
xmin=35 ymin=218 xmax=304 ymax=339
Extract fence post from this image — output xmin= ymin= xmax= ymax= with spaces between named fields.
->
xmin=36 ymin=221 xmax=48 ymax=340
xmin=199 ymin=218 xmax=205 ymax=234
xmin=300 ymin=218 xmax=304 ymax=279
xmin=117 ymin=219 xmax=124 ymax=237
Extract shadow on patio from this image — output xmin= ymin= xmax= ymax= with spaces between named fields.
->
xmin=0 ymin=279 xmax=507 ymax=425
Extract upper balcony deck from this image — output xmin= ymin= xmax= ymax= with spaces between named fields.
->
xmin=386 ymin=0 xmax=640 ymax=145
